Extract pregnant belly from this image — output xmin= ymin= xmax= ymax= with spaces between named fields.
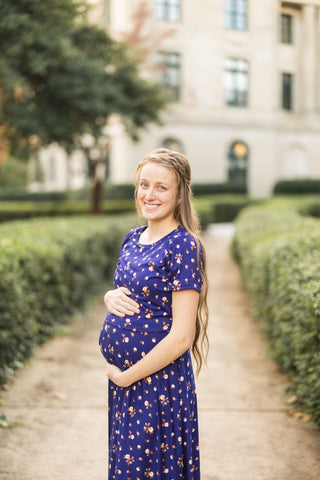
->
xmin=99 ymin=323 xmax=168 ymax=371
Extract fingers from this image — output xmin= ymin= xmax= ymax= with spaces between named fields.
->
xmin=104 ymin=287 xmax=140 ymax=316
xmin=120 ymin=287 xmax=132 ymax=296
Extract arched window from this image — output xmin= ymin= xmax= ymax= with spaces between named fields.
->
xmin=162 ymin=138 xmax=183 ymax=152
xmin=227 ymin=141 xmax=248 ymax=183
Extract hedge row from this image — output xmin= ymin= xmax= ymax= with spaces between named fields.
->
xmin=0 ymin=215 xmax=139 ymax=383
xmin=194 ymin=195 xmax=254 ymax=228
xmin=273 ymin=178 xmax=320 ymax=194
xmin=0 ymin=199 xmax=135 ymax=223
xmin=231 ymin=196 xmax=320 ymax=425
xmin=0 ymin=184 xmax=135 ymax=202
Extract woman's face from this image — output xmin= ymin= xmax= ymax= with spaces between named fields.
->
xmin=137 ymin=161 xmax=179 ymax=224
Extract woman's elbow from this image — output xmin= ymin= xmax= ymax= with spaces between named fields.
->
xmin=170 ymin=331 xmax=194 ymax=354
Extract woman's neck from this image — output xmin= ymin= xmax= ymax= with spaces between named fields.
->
xmin=142 ymin=220 xmax=179 ymax=244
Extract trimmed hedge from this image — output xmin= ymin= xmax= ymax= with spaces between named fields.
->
xmin=0 ymin=199 xmax=135 ymax=223
xmin=299 ymin=199 xmax=320 ymax=219
xmin=232 ymin=197 xmax=320 ymax=425
xmin=0 ymin=184 xmax=135 ymax=202
xmin=273 ymin=178 xmax=320 ymax=195
xmin=192 ymin=181 xmax=247 ymax=196
xmin=0 ymin=195 xmax=249 ymax=226
xmin=194 ymin=195 xmax=251 ymax=228
xmin=0 ymin=215 xmax=139 ymax=383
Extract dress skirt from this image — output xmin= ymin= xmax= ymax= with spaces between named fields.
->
xmin=100 ymin=323 xmax=200 ymax=480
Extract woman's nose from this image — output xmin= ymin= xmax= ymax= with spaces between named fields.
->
xmin=145 ymin=187 xmax=155 ymax=200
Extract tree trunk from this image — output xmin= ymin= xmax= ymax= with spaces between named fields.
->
xmin=90 ymin=160 xmax=105 ymax=214
xmin=91 ymin=176 xmax=102 ymax=214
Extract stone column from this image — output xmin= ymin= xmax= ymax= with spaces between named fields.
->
xmin=302 ymin=4 xmax=317 ymax=114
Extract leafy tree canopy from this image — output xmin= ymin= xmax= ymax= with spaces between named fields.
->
xmin=0 ymin=0 xmax=167 ymax=158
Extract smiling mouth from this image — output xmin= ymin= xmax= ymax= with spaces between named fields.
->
xmin=144 ymin=203 xmax=160 ymax=210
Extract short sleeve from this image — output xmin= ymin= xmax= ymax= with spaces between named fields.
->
xmin=167 ymin=234 xmax=202 ymax=292
xmin=120 ymin=227 xmax=142 ymax=252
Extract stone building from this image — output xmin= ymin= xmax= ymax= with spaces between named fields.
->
xmin=89 ymin=0 xmax=320 ymax=197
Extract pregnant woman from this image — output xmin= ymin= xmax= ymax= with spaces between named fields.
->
xmin=99 ymin=148 xmax=209 ymax=479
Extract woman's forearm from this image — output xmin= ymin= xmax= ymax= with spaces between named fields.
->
xmin=119 ymin=329 xmax=193 ymax=388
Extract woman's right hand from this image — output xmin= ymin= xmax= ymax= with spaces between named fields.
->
xmin=104 ymin=287 xmax=140 ymax=317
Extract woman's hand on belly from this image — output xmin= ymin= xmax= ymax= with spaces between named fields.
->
xmin=106 ymin=361 xmax=129 ymax=388
xmin=104 ymin=287 xmax=140 ymax=317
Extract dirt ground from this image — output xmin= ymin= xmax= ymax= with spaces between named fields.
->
xmin=1 ymin=226 xmax=320 ymax=480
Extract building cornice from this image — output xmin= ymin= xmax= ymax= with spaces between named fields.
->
xmin=281 ymin=0 xmax=320 ymax=7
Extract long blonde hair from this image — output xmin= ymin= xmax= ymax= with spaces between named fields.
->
xmin=134 ymin=148 xmax=209 ymax=374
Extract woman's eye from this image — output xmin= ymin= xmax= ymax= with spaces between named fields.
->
xmin=140 ymin=182 xmax=148 ymax=188
xmin=158 ymin=185 xmax=166 ymax=191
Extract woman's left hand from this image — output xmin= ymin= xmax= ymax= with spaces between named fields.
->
xmin=106 ymin=362 xmax=129 ymax=388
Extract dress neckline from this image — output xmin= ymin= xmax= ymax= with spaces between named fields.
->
xmin=137 ymin=225 xmax=181 ymax=247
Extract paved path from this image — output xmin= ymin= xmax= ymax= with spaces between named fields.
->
xmin=198 ymin=226 xmax=320 ymax=480
xmin=1 ymin=227 xmax=320 ymax=480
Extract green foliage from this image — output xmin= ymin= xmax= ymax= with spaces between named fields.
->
xmin=0 ymin=192 xmax=250 ymax=226
xmin=212 ymin=200 xmax=253 ymax=223
xmin=299 ymin=200 xmax=320 ymax=219
xmin=0 ymin=183 xmax=135 ymax=202
xmin=0 ymin=413 xmax=19 ymax=428
xmin=0 ymin=0 xmax=167 ymax=157
xmin=0 ymin=214 xmax=139 ymax=382
xmin=0 ymin=157 xmax=28 ymax=188
xmin=192 ymin=181 xmax=247 ymax=196
xmin=193 ymin=195 xmax=251 ymax=229
xmin=0 ymin=199 xmax=135 ymax=223
xmin=232 ymin=197 xmax=320 ymax=425
xmin=273 ymin=179 xmax=320 ymax=194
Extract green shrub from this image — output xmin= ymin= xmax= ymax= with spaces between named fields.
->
xmin=0 ymin=194 xmax=248 ymax=226
xmin=0 ymin=157 xmax=29 ymax=189
xmin=299 ymin=200 xmax=320 ymax=219
xmin=212 ymin=201 xmax=252 ymax=223
xmin=273 ymin=178 xmax=320 ymax=195
xmin=192 ymin=181 xmax=247 ymax=195
xmin=232 ymin=197 xmax=320 ymax=425
xmin=0 ymin=183 xmax=135 ymax=202
xmin=0 ymin=199 xmax=135 ymax=223
xmin=0 ymin=215 xmax=139 ymax=382
xmin=194 ymin=195 xmax=252 ymax=228
xmin=0 ymin=190 xmax=68 ymax=202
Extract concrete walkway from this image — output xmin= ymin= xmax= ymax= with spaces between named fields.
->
xmin=1 ymin=227 xmax=320 ymax=480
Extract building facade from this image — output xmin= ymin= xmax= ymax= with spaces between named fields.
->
xmin=89 ymin=0 xmax=320 ymax=197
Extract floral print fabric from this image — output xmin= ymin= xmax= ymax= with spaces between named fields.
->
xmin=99 ymin=225 xmax=202 ymax=479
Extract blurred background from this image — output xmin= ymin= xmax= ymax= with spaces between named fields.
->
xmin=2 ymin=0 xmax=320 ymax=216
xmin=1 ymin=0 xmax=320 ymax=464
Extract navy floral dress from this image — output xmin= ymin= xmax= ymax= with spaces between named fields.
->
xmin=99 ymin=225 xmax=203 ymax=479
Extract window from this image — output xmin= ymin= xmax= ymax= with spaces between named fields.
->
xmin=225 ymin=0 xmax=247 ymax=30
xmin=157 ymin=52 xmax=181 ymax=100
xmin=280 ymin=14 xmax=293 ymax=44
xmin=103 ymin=0 xmax=111 ymax=26
xmin=48 ymin=156 xmax=56 ymax=182
xmin=227 ymin=141 xmax=248 ymax=184
xmin=224 ymin=58 xmax=249 ymax=107
xmin=155 ymin=0 xmax=181 ymax=22
xmin=282 ymin=73 xmax=293 ymax=110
